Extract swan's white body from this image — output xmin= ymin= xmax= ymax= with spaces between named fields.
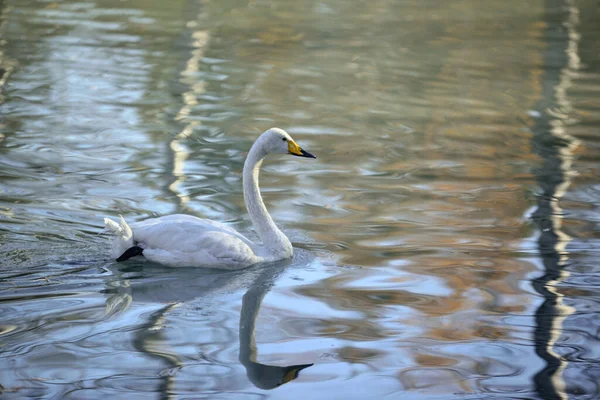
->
xmin=104 ymin=128 xmax=315 ymax=269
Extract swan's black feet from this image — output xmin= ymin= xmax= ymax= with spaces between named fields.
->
xmin=116 ymin=246 xmax=144 ymax=262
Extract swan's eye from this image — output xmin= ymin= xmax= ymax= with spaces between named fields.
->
xmin=282 ymin=138 xmax=287 ymax=142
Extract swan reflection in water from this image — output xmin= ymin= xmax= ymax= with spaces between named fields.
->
xmin=103 ymin=255 xmax=314 ymax=392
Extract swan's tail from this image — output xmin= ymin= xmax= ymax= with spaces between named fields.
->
xmin=104 ymin=215 xmax=134 ymax=259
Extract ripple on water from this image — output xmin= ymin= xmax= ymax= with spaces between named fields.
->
xmin=1 ymin=0 xmax=600 ymax=398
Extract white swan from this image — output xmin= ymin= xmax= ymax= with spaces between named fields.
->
xmin=104 ymin=128 xmax=316 ymax=269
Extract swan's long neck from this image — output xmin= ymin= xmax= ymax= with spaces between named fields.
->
xmin=243 ymin=142 xmax=292 ymax=258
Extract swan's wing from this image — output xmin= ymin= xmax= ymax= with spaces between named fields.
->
xmin=131 ymin=214 xmax=254 ymax=245
xmin=130 ymin=215 xmax=259 ymax=267
xmin=132 ymin=214 xmax=244 ymax=236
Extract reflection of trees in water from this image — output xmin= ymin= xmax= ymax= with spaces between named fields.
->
xmin=531 ymin=0 xmax=580 ymax=399
xmin=0 ymin=3 xmax=16 ymax=107
xmin=297 ymin=3 xmax=544 ymax=373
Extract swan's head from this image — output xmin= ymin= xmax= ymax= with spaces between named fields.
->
xmin=260 ymin=128 xmax=316 ymax=159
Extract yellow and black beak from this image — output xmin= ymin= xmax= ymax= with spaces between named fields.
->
xmin=281 ymin=363 xmax=314 ymax=385
xmin=288 ymin=140 xmax=316 ymax=159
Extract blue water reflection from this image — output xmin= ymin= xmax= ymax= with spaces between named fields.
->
xmin=1 ymin=0 xmax=600 ymax=398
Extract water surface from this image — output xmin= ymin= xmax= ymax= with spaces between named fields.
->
xmin=1 ymin=0 xmax=600 ymax=398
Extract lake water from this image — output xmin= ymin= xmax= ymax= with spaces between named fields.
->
xmin=1 ymin=0 xmax=599 ymax=399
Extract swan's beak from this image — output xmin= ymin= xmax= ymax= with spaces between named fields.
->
xmin=288 ymin=140 xmax=316 ymax=159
